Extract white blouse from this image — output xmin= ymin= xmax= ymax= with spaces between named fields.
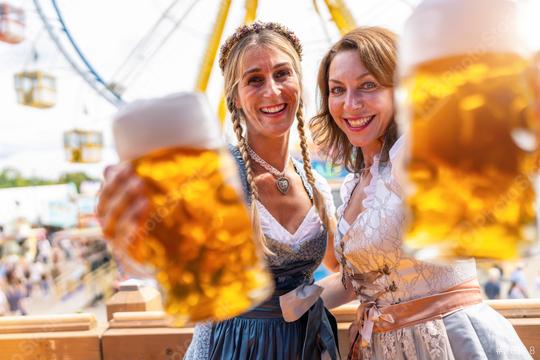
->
xmin=257 ymin=170 xmax=336 ymax=246
xmin=336 ymin=135 xmax=477 ymax=304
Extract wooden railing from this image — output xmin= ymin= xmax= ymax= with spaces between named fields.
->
xmin=24 ymin=262 xmax=115 ymax=316
xmin=1 ymin=292 xmax=539 ymax=359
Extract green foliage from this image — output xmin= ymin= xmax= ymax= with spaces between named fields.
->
xmin=58 ymin=172 xmax=96 ymax=193
xmin=0 ymin=168 xmax=97 ymax=193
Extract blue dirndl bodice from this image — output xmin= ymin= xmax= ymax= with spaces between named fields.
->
xmin=184 ymin=146 xmax=339 ymax=360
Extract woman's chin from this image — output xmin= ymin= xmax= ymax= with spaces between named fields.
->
xmin=347 ymin=134 xmax=379 ymax=149
xmin=346 ymin=134 xmax=368 ymax=148
xmin=260 ymin=123 xmax=294 ymax=138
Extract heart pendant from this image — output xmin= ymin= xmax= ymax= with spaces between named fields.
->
xmin=276 ymin=177 xmax=290 ymax=195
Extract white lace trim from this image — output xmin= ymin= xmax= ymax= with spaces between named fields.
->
xmin=418 ymin=320 xmax=447 ymax=359
xmin=184 ymin=322 xmax=211 ymax=359
xmin=336 ymin=136 xmax=406 ymax=222
xmin=337 ymin=134 xmax=477 ymax=304
xmin=366 ymin=319 xmax=452 ymax=360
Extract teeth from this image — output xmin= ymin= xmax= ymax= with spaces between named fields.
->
xmin=261 ymin=104 xmax=286 ymax=114
xmin=347 ymin=116 xmax=373 ymax=127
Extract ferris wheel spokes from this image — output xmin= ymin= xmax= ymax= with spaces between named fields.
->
xmin=109 ymin=0 xmax=201 ymax=95
xmin=33 ymin=0 xmax=123 ymax=106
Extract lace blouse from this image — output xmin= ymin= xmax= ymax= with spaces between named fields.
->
xmin=336 ymin=136 xmax=477 ymax=305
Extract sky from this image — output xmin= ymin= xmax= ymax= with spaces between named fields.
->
xmin=1 ymin=0 xmax=539 ymax=180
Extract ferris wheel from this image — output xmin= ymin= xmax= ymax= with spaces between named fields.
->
xmin=28 ymin=0 xmax=358 ymax=108
xmin=27 ymin=0 xmax=418 ymax=110
xmin=32 ymin=0 xmax=123 ymax=106
xmin=1 ymin=0 xmax=419 ymax=166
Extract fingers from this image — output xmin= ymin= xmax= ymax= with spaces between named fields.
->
xmin=111 ymin=248 xmax=154 ymax=279
xmin=97 ymin=163 xmax=133 ymax=218
xmin=101 ymin=177 xmax=148 ymax=240
xmin=114 ymin=197 xmax=150 ymax=250
xmin=103 ymin=164 xmax=117 ymax=181
xmin=98 ymin=163 xmax=136 ymax=235
xmin=97 ymin=163 xmax=152 ymax=262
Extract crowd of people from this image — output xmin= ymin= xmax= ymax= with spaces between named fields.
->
xmin=482 ymin=263 xmax=540 ymax=300
xmin=0 ymin=221 xmax=112 ymax=316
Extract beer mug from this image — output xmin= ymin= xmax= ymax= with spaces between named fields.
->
xmin=113 ymin=92 xmax=273 ymax=324
xmin=532 ymin=51 xmax=540 ymax=126
xmin=398 ymin=0 xmax=539 ymax=261
xmin=520 ymin=0 xmax=540 ymax=133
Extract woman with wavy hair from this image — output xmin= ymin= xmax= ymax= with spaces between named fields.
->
xmin=312 ymin=26 xmax=531 ymax=359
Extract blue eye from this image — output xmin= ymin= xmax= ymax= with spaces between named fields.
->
xmin=362 ymin=81 xmax=377 ymax=90
xmin=330 ymin=86 xmax=345 ymax=95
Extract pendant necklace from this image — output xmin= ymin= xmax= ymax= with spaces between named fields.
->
xmin=246 ymin=144 xmax=290 ymax=195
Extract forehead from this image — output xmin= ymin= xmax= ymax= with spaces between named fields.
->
xmin=329 ymin=50 xmax=368 ymax=78
xmin=240 ymin=45 xmax=292 ymax=72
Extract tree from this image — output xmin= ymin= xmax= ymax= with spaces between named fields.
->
xmin=58 ymin=172 xmax=97 ymax=193
xmin=0 ymin=168 xmax=56 ymax=188
xmin=0 ymin=168 xmax=97 ymax=193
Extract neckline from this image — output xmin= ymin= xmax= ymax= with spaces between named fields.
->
xmin=257 ymin=202 xmax=317 ymax=238
xmin=256 ymin=158 xmax=316 ymax=238
xmin=340 ymin=174 xmax=368 ymax=227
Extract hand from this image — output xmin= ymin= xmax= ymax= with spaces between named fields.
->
xmin=97 ymin=163 xmax=151 ymax=276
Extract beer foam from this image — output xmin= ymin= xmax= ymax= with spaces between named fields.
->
xmin=113 ymin=92 xmax=225 ymax=161
xmin=399 ymin=0 xmax=527 ymax=74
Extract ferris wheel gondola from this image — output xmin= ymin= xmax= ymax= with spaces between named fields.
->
xmin=0 ymin=2 xmax=25 ymax=44
xmin=14 ymin=70 xmax=56 ymax=108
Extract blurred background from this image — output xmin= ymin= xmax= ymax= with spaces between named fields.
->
xmin=1 ymin=0 xmax=540 ymax=322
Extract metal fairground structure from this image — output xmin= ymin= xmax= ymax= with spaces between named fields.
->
xmin=31 ymin=0 xmax=417 ymax=117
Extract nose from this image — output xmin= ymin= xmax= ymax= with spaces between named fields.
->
xmin=262 ymin=77 xmax=281 ymax=97
xmin=344 ymin=90 xmax=363 ymax=112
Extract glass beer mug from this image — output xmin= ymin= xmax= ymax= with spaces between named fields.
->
xmin=532 ymin=51 xmax=540 ymax=128
xmin=112 ymin=92 xmax=273 ymax=324
xmin=398 ymin=0 xmax=539 ymax=261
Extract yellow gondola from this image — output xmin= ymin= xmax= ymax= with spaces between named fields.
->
xmin=0 ymin=2 xmax=25 ymax=44
xmin=14 ymin=71 xmax=57 ymax=108
xmin=63 ymin=129 xmax=103 ymax=163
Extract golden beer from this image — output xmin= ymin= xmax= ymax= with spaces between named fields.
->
xmin=113 ymin=93 xmax=273 ymax=324
xmin=402 ymin=53 xmax=538 ymax=261
xmin=532 ymin=51 xmax=540 ymax=125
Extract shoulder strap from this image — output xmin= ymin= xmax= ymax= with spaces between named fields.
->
xmin=228 ymin=145 xmax=252 ymax=205
xmin=292 ymin=158 xmax=313 ymax=199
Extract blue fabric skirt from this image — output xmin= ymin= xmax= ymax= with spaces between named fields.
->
xmin=444 ymin=303 xmax=532 ymax=360
xmin=209 ymin=315 xmax=308 ymax=360
xmin=208 ymin=294 xmax=339 ymax=360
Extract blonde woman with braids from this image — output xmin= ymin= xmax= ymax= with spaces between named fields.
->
xmin=311 ymin=27 xmax=530 ymax=360
xmin=97 ymin=22 xmax=340 ymax=359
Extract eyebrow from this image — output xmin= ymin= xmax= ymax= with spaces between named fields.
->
xmin=329 ymin=72 xmax=372 ymax=84
xmin=242 ymin=62 xmax=291 ymax=78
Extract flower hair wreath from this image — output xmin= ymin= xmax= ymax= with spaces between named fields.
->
xmin=218 ymin=21 xmax=303 ymax=73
